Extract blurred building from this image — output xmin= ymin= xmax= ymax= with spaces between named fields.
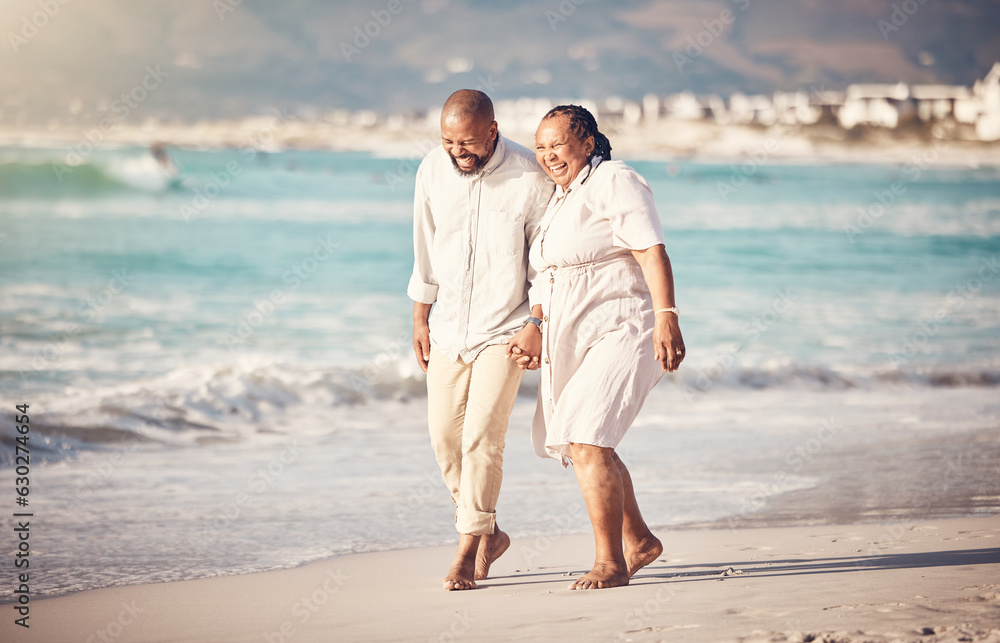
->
xmin=314 ymin=62 xmax=1000 ymax=143
xmin=838 ymin=83 xmax=909 ymax=129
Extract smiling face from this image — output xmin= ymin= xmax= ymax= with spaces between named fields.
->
xmin=535 ymin=114 xmax=594 ymax=189
xmin=440 ymin=114 xmax=498 ymax=176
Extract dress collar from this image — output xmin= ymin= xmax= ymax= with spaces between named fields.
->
xmin=556 ymin=156 xmax=601 ymax=197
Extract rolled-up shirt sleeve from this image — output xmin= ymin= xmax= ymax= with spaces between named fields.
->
xmin=407 ymin=163 xmax=439 ymax=304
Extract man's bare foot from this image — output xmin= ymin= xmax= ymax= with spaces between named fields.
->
xmin=569 ymin=562 xmax=630 ymax=590
xmin=626 ymin=534 xmax=663 ymax=577
xmin=443 ymin=557 xmax=478 ymax=591
xmin=443 ymin=563 xmax=477 ymax=591
xmin=474 ymin=529 xmax=510 ymax=580
xmin=444 ymin=534 xmax=480 ymax=591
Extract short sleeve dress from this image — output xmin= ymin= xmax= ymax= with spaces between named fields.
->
xmin=529 ymin=159 xmax=666 ymax=465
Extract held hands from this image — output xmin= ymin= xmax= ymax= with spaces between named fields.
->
xmin=654 ymin=313 xmax=685 ymax=373
xmin=506 ymin=323 xmax=542 ymax=370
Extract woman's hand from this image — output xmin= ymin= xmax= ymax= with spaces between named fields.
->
xmin=631 ymin=245 xmax=684 ymax=372
xmin=654 ymin=312 xmax=685 ymax=372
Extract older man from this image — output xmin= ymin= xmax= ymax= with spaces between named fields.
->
xmin=408 ymin=89 xmax=553 ymax=590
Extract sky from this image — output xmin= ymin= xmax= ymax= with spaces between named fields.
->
xmin=2 ymin=0 xmax=999 ymax=126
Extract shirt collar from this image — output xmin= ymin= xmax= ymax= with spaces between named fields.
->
xmin=480 ymin=133 xmax=507 ymax=177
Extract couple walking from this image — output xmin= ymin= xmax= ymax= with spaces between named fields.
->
xmin=407 ymin=89 xmax=685 ymax=591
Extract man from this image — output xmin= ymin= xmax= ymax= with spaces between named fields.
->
xmin=408 ymin=89 xmax=553 ymax=590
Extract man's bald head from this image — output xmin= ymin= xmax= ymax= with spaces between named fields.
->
xmin=441 ymin=89 xmax=495 ymax=127
xmin=439 ymin=90 xmax=498 ymax=176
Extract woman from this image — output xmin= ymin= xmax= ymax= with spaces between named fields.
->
xmin=514 ymin=105 xmax=685 ymax=590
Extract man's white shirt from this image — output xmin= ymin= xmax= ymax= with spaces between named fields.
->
xmin=408 ymin=134 xmax=554 ymax=363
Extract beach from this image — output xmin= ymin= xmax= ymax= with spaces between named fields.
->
xmin=5 ymin=2 xmax=1000 ymax=640
xmin=4 ymin=516 xmax=998 ymax=642
xmin=2 ymin=141 xmax=999 ymax=640
xmin=2 ymin=385 xmax=999 ymax=641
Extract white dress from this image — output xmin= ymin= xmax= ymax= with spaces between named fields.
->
xmin=529 ymin=159 xmax=666 ymax=465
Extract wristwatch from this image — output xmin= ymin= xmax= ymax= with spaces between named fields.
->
xmin=525 ymin=316 xmax=543 ymax=331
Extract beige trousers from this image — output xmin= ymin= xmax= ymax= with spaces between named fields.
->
xmin=426 ymin=344 xmax=524 ymax=535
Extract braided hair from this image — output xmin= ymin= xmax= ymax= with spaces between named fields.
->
xmin=541 ymin=104 xmax=612 ymax=162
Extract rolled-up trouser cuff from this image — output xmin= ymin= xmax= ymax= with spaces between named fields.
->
xmin=456 ymin=507 xmax=496 ymax=536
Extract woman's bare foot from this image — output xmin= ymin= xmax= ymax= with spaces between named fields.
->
xmin=443 ymin=534 xmax=480 ymax=591
xmin=474 ymin=529 xmax=510 ymax=580
xmin=625 ymin=534 xmax=663 ymax=577
xmin=569 ymin=561 xmax=630 ymax=590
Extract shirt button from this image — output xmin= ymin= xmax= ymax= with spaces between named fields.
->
xmin=543 ymin=316 xmax=548 ymax=322
xmin=544 ymin=357 xmax=550 ymax=364
xmin=549 ymin=278 xmax=554 ymax=284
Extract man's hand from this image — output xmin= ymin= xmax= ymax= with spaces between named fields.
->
xmin=506 ymin=323 xmax=542 ymax=370
xmin=413 ymin=321 xmax=431 ymax=373
xmin=413 ymin=302 xmax=433 ymax=373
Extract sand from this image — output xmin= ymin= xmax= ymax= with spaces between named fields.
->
xmin=4 ymin=516 xmax=998 ymax=642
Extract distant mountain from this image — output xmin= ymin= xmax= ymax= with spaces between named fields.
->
xmin=2 ymin=0 xmax=998 ymax=125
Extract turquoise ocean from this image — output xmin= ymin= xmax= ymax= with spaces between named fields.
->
xmin=1 ymin=143 xmax=998 ymax=599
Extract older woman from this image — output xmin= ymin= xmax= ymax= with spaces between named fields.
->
xmin=509 ymin=105 xmax=685 ymax=589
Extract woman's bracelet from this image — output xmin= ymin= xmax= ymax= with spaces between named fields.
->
xmin=654 ymin=307 xmax=679 ymax=316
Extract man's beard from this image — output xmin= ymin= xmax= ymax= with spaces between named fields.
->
xmin=448 ymin=135 xmax=496 ymax=177
xmin=449 ymin=150 xmax=488 ymax=177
